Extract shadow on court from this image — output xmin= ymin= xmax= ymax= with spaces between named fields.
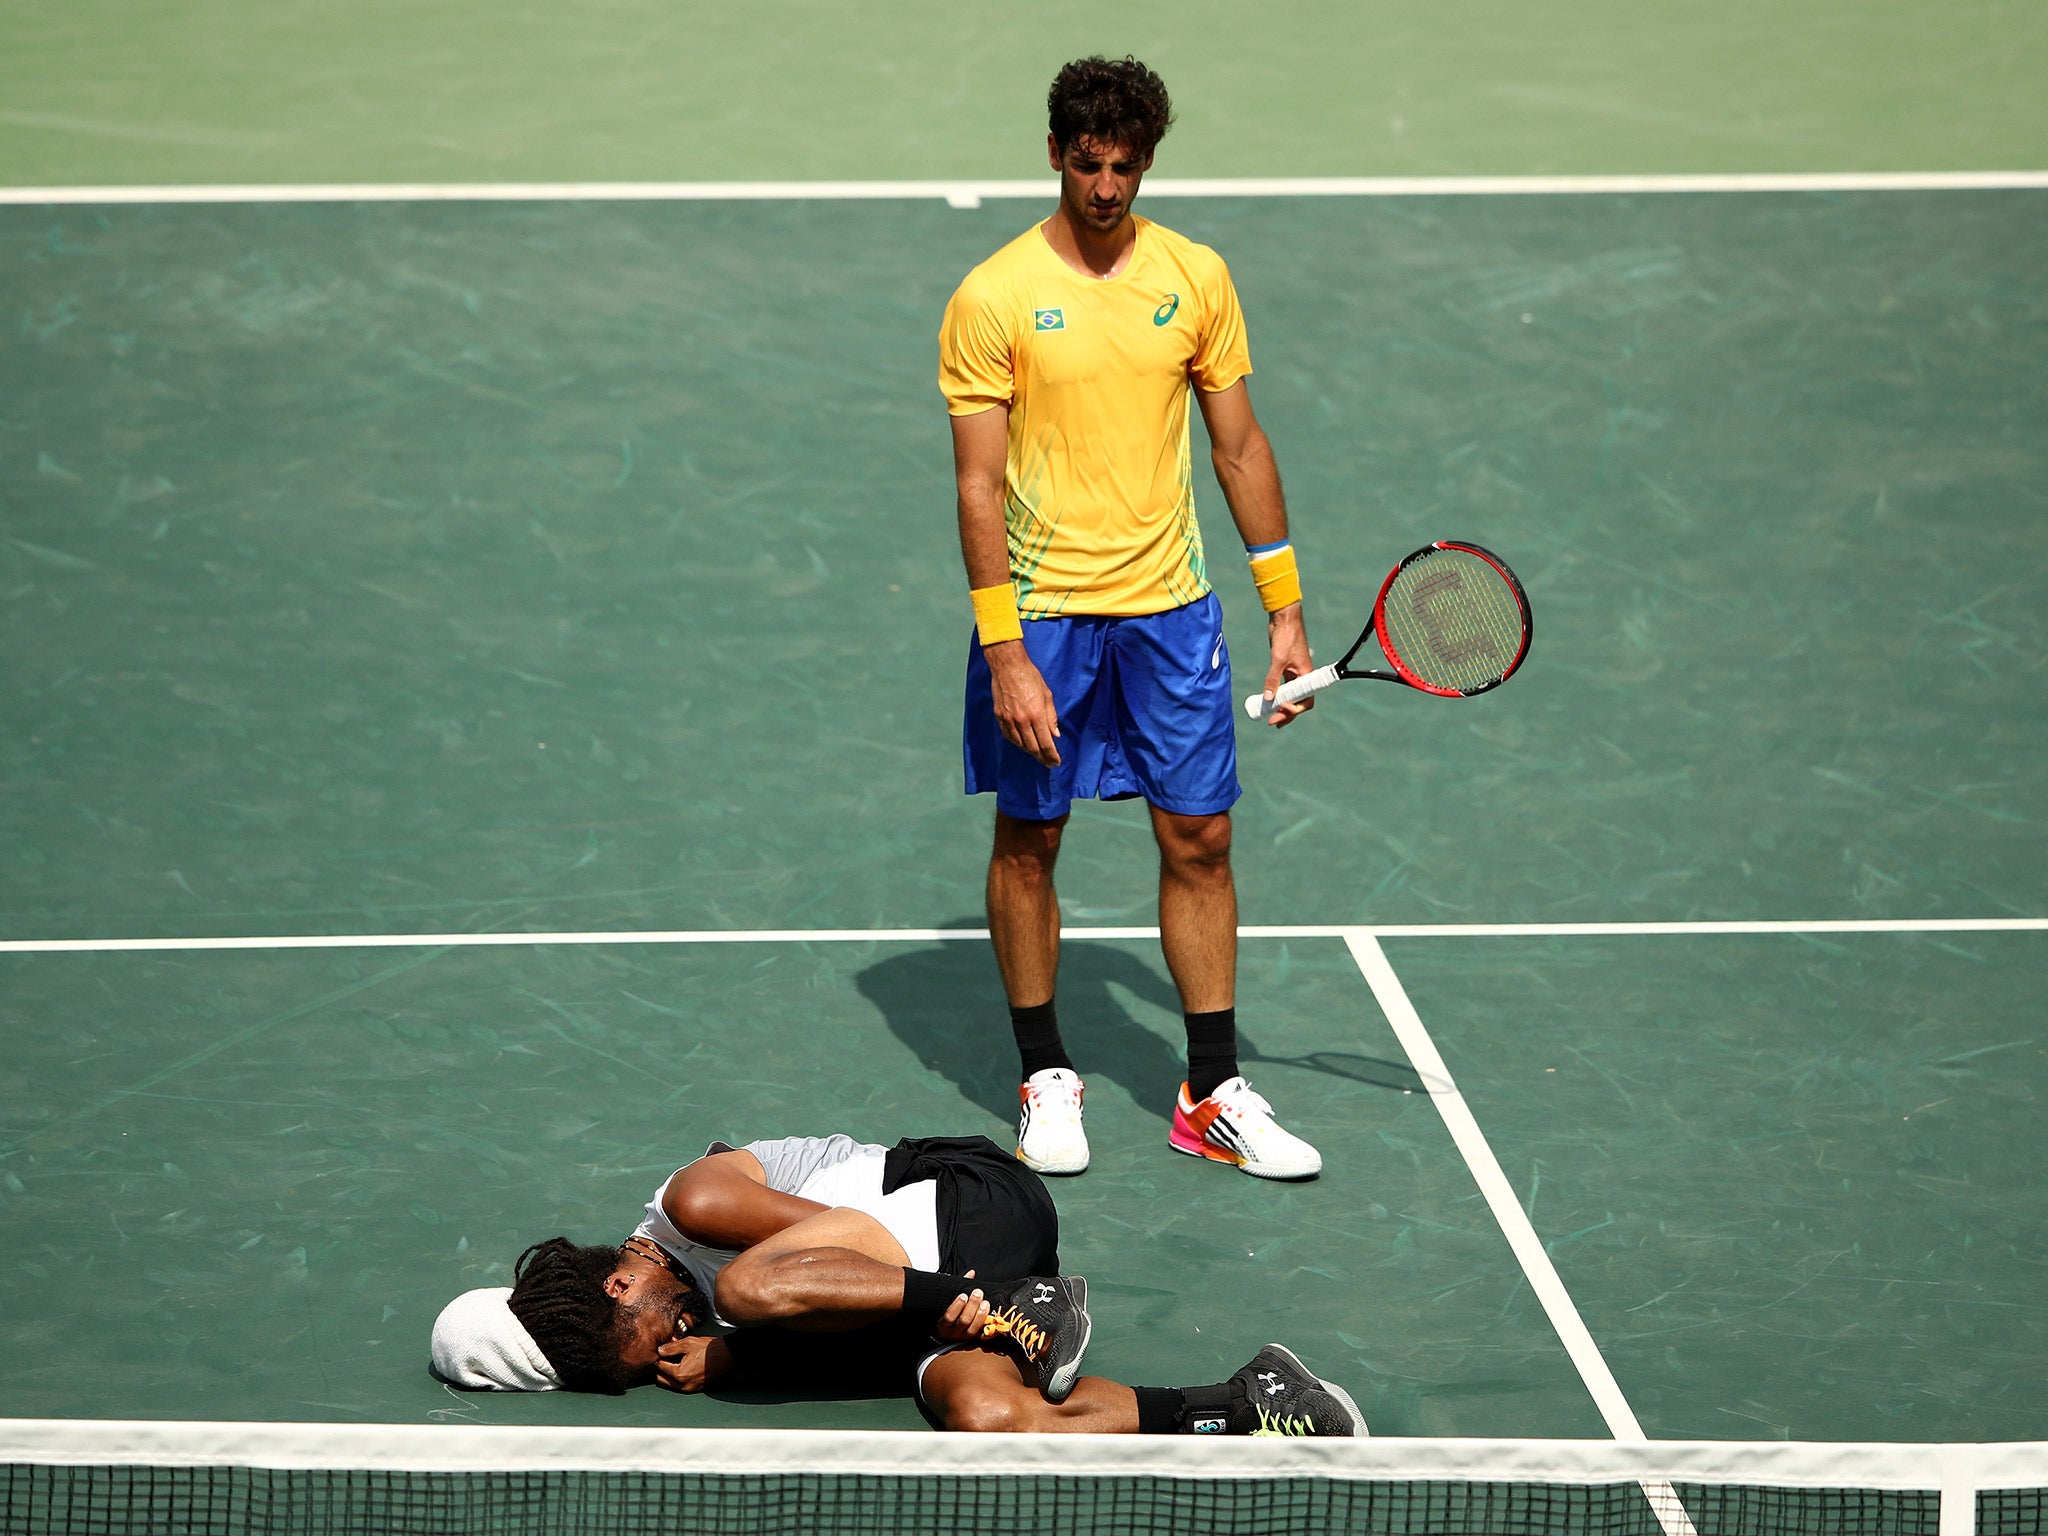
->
xmin=855 ymin=928 xmax=1422 ymax=1125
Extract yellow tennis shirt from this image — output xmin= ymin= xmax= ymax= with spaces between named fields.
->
xmin=939 ymin=215 xmax=1253 ymax=617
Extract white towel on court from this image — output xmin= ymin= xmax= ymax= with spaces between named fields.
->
xmin=429 ymin=1286 xmax=561 ymax=1391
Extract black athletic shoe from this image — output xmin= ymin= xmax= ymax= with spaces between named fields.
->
xmin=1229 ymin=1344 xmax=1367 ymax=1436
xmin=984 ymin=1275 xmax=1091 ymax=1402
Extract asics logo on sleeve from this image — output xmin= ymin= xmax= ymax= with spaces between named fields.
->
xmin=1153 ymin=293 xmax=1180 ymax=325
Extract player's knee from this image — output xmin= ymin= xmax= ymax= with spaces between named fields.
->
xmin=1159 ymin=813 xmax=1232 ymax=875
xmin=936 ymin=1375 xmax=1031 ymax=1434
xmin=993 ymin=814 xmax=1066 ymax=875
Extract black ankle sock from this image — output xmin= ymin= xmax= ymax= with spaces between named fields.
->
xmin=1010 ymin=998 xmax=1074 ymax=1079
xmin=1133 ymin=1382 xmax=1237 ymax=1434
xmin=1184 ymin=1008 xmax=1239 ymax=1102
xmin=899 ymin=1268 xmax=987 ymax=1319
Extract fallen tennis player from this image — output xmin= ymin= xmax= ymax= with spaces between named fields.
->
xmin=430 ymin=1131 xmax=1363 ymax=1436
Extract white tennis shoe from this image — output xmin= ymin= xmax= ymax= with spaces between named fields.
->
xmin=1016 ymin=1068 xmax=1089 ymax=1175
xmin=1170 ymin=1075 xmax=1322 ymax=1180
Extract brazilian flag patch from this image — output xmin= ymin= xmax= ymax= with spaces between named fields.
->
xmin=1033 ymin=308 xmax=1066 ymax=331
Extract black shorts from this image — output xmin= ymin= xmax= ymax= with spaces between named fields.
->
xmin=881 ymin=1134 xmax=1061 ymax=1280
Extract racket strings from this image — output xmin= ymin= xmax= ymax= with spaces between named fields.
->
xmin=1377 ymin=548 xmax=1526 ymax=693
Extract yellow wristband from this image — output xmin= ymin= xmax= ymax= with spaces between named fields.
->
xmin=1247 ymin=545 xmax=1303 ymax=613
xmin=970 ymin=581 xmax=1025 ymax=646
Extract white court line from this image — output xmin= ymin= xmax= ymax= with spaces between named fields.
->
xmin=1341 ymin=933 xmax=1646 ymax=1435
xmin=1343 ymin=931 xmax=1697 ymax=1536
xmin=1352 ymin=918 xmax=2048 ymax=937
xmin=3 ymin=172 xmax=2047 ymax=206
xmin=0 ymin=916 xmax=2042 ymax=954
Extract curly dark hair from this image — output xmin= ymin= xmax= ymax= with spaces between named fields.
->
xmin=507 ymin=1237 xmax=639 ymax=1395
xmin=1047 ymin=56 xmax=1174 ymax=157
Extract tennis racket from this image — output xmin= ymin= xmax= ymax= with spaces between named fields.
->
xmin=1244 ymin=541 xmax=1531 ymax=720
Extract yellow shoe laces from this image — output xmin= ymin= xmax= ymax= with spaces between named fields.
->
xmin=980 ymin=1306 xmax=1050 ymax=1363
xmin=1248 ymin=1404 xmax=1315 ymax=1437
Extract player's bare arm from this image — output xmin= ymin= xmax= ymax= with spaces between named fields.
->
xmin=953 ymin=405 xmax=1061 ymax=768
xmin=655 ymin=1269 xmax=986 ymax=1394
xmin=660 ymin=1149 xmax=827 ymax=1249
xmin=654 ymin=1270 xmax=976 ymax=1393
xmin=1196 ymin=379 xmax=1315 ymax=726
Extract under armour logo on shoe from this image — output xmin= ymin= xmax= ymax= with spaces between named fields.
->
xmin=1258 ymin=1371 xmax=1287 ymax=1396
xmin=1032 ymin=1283 xmax=1056 ymax=1304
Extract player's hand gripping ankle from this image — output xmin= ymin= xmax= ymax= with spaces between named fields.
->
xmin=933 ymin=1271 xmax=993 ymax=1343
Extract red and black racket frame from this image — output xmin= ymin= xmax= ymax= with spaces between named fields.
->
xmin=1353 ymin=539 xmax=1533 ymax=698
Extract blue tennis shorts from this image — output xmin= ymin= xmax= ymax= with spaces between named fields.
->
xmin=963 ymin=591 xmax=1241 ymax=821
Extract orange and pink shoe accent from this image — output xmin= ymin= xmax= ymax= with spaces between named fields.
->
xmin=1169 ymin=1075 xmax=1323 ymax=1180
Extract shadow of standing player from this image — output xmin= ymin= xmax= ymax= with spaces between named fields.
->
xmin=854 ymin=924 xmax=1425 ymax=1128
xmin=855 ymin=930 xmax=1187 ymax=1127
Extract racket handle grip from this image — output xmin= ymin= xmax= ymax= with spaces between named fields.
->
xmin=1244 ymin=664 xmax=1341 ymax=720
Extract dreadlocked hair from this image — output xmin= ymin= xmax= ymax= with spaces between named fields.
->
xmin=507 ymin=1237 xmax=637 ymax=1395
xmin=1047 ymin=56 xmax=1175 ymax=158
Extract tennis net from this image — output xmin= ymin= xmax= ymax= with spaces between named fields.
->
xmin=2 ymin=1421 xmax=2042 ymax=1536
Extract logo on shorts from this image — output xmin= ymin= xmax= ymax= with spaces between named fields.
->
xmin=1154 ymin=293 xmax=1180 ymax=326
xmin=1033 ymin=308 xmax=1066 ymax=331
xmin=1211 ymin=632 xmax=1224 ymax=669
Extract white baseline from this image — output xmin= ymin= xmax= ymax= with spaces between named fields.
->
xmin=3 ymin=172 xmax=2048 ymax=207
xmin=0 ymin=917 xmax=2042 ymax=955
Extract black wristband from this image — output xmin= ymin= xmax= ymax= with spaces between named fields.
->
xmin=900 ymin=1268 xmax=982 ymax=1318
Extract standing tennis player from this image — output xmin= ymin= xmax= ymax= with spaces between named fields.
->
xmin=942 ymin=57 xmax=1321 ymax=1181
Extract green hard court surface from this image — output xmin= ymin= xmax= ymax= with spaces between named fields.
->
xmin=3 ymin=0 xmax=2047 ymax=1450
xmin=4 ymin=0 xmax=2047 ymax=184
